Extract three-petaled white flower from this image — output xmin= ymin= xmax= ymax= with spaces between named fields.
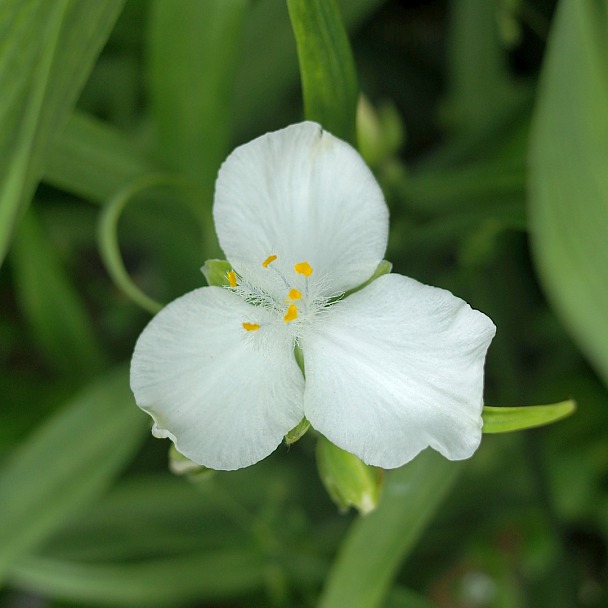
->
xmin=130 ymin=122 xmax=496 ymax=471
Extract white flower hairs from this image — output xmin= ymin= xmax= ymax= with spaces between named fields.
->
xmin=130 ymin=122 xmax=496 ymax=471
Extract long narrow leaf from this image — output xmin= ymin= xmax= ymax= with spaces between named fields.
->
xmin=148 ymin=0 xmax=248 ymax=186
xmin=44 ymin=111 xmax=157 ymax=204
xmin=0 ymin=0 xmax=125 ymax=264
xmin=445 ymin=0 xmax=513 ymax=132
xmin=0 ymin=366 xmax=146 ymax=584
xmin=233 ymin=0 xmax=385 ymax=140
xmin=10 ymin=550 xmax=265 ymax=607
xmin=287 ymin=0 xmax=358 ymax=144
xmin=319 ymin=451 xmax=463 ymax=608
xmin=528 ymin=0 xmax=608 ymax=386
xmin=11 ymin=206 xmax=106 ymax=377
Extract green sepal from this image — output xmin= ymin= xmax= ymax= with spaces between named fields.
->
xmin=482 ymin=400 xmax=576 ymax=434
xmin=316 ymin=436 xmax=383 ymax=516
xmin=285 ymin=417 xmax=310 ymax=445
xmin=294 ymin=342 xmax=305 ymax=376
xmin=356 ymin=96 xmax=405 ymax=168
xmin=342 ymin=260 xmax=392 ymax=299
xmin=169 ymin=444 xmax=216 ymax=481
xmin=201 ymin=259 xmax=232 ymax=287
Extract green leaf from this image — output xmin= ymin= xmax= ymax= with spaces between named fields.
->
xmin=44 ymin=111 xmax=157 ymax=204
xmin=10 ymin=206 xmax=105 ymax=377
xmin=10 ymin=550 xmax=265 ymax=607
xmin=29 ymin=476 xmax=241 ymax=562
xmin=287 ymin=0 xmax=358 ymax=144
xmin=482 ymin=400 xmax=576 ymax=434
xmin=0 ymin=366 xmax=146 ymax=585
xmin=319 ymin=451 xmax=463 ymax=608
xmin=233 ymin=0 xmax=385 ymax=140
xmin=386 ymin=586 xmax=441 ymax=608
xmin=147 ymin=0 xmax=247 ymax=188
xmin=397 ymin=159 xmax=526 ymax=215
xmin=445 ymin=0 xmax=514 ymax=132
xmin=528 ymin=0 xmax=608 ymax=386
xmin=0 ymin=0 xmax=125 ymax=265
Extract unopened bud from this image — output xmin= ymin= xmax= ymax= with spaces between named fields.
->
xmin=169 ymin=444 xmax=215 ymax=481
xmin=316 ymin=436 xmax=383 ymax=515
xmin=356 ymin=95 xmax=404 ymax=168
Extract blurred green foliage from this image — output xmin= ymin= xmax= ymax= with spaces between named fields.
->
xmin=1 ymin=0 xmax=607 ymax=607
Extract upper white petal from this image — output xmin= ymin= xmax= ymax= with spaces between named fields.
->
xmin=301 ymin=274 xmax=496 ymax=469
xmin=213 ymin=122 xmax=388 ymax=296
xmin=130 ymin=287 xmax=304 ymax=470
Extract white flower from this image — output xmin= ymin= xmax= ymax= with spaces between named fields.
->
xmin=130 ymin=122 xmax=496 ymax=471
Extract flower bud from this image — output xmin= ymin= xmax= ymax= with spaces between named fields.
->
xmin=356 ymin=96 xmax=404 ymax=168
xmin=169 ymin=444 xmax=215 ymax=481
xmin=316 ymin=435 xmax=383 ymax=515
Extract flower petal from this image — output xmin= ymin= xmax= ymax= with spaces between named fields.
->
xmin=301 ymin=274 xmax=496 ymax=468
xmin=213 ymin=122 xmax=388 ymax=295
xmin=130 ymin=287 xmax=305 ymax=470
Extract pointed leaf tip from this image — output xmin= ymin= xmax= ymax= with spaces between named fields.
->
xmin=482 ymin=400 xmax=576 ymax=434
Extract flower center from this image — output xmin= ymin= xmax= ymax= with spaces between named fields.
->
xmin=225 ymin=254 xmax=316 ymax=332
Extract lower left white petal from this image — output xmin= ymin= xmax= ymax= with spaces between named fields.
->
xmin=130 ymin=287 xmax=304 ymax=470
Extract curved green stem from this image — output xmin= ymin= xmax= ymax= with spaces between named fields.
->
xmin=97 ymin=174 xmax=204 ymax=314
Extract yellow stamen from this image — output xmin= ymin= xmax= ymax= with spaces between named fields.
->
xmin=283 ymin=304 xmax=298 ymax=323
xmin=227 ymin=271 xmax=237 ymax=288
xmin=262 ymin=254 xmax=277 ymax=268
xmin=288 ymin=288 xmax=302 ymax=301
xmin=242 ymin=322 xmax=260 ymax=332
xmin=294 ymin=261 xmax=313 ymax=276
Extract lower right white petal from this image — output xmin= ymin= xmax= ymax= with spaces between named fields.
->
xmin=302 ymin=274 xmax=496 ymax=469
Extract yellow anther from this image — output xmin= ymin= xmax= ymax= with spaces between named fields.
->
xmin=242 ymin=322 xmax=260 ymax=332
xmin=288 ymin=288 xmax=302 ymax=301
xmin=262 ymin=254 xmax=277 ymax=268
xmin=294 ymin=261 xmax=313 ymax=276
xmin=283 ymin=304 xmax=298 ymax=323
xmin=227 ymin=271 xmax=237 ymax=288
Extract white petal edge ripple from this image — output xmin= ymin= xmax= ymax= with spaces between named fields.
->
xmin=130 ymin=287 xmax=305 ymax=470
xmin=301 ymin=274 xmax=496 ymax=469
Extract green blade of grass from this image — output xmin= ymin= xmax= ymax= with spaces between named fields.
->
xmin=319 ymin=451 xmax=463 ymax=608
xmin=147 ymin=0 xmax=248 ymax=186
xmin=233 ymin=0 xmax=384 ymax=140
xmin=10 ymin=206 xmax=106 ymax=377
xmin=0 ymin=366 xmax=146 ymax=585
xmin=10 ymin=550 xmax=265 ymax=607
xmin=287 ymin=0 xmax=358 ymax=144
xmin=43 ymin=111 xmax=157 ymax=204
xmin=0 ymin=0 xmax=125 ymax=265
